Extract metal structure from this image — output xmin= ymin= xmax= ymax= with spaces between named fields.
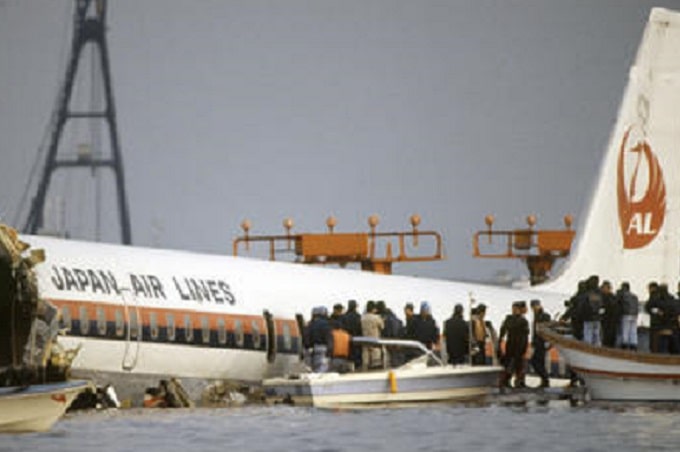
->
xmin=472 ymin=215 xmax=576 ymax=285
xmin=23 ymin=0 xmax=131 ymax=244
xmin=233 ymin=215 xmax=444 ymax=275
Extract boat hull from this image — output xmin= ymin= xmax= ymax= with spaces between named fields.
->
xmin=0 ymin=380 xmax=91 ymax=433
xmin=263 ymin=365 xmax=502 ymax=408
xmin=541 ymin=327 xmax=680 ymax=401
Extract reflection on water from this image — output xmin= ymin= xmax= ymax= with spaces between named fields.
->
xmin=3 ymin=402 xmax=680 ymax=452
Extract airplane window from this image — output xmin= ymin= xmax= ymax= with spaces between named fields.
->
xmin=234 ymin=319 xmax=244 ymax=348
xmin=115 ymin=310 xmax=124 ymax=337
xmin=282 ymin=323 xmax=292 ymax=351
xmin=201 ymin=317 xmax=210 ymax=344
xmin=129 ymin=310 xmax=139 ymax=339
xmin=150 ymin=312 xmax=159 ymax=340
xmin=184 ymin=315 xmax=193 ymax=342
xmin=79 ymin=306 xmax=89 ymax=335
xmin=166 ymin=314 xmax=175 ymax=342
xmin=217 ymin=318 xmax=226 ymax=345
xmin=61 ymin=306 xmax=72 ymax=332
xmin=251 ymin=320 xmax=261 ymax=349
xmin=97 ymin=307 xmax=107 ymax=336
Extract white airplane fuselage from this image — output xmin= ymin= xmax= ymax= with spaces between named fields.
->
xmin=27 ymin=234 xmax=567 ymax=388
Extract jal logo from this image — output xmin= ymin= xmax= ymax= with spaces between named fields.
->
xmin=617 ymin=126 xmax=666 ymax=249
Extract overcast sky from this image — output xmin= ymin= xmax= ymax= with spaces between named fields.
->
xmin=1 ymin=0 xmax=678 ymax=282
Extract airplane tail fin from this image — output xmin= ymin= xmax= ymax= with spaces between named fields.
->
xmin=545 ymin=8 xmax=680 ymax=297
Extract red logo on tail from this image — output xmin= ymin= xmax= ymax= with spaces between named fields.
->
xmin=617 ymin=127 xmax=666 ymax=249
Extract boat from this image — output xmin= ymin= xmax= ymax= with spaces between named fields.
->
xmin=1 ymin=225 xmax=89 ymax=432
xmin=0 ymin=380 xmax=92 ymax=433
xmin=539 ymin=325 xmax=680 ymax=401
xmin=262 ymin=337 xmax=502 ymax=408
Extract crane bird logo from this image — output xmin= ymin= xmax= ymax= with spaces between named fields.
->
xmin=617 ymin=126 xmax=666 ymax=249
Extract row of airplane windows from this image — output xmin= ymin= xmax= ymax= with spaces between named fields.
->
xmin=59 ymin=305 xmax=293 ymax=350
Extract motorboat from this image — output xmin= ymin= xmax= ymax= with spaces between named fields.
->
xmin=262 ymin=337 xmax=502 ymax=408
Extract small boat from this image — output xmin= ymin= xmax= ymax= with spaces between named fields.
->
xmin=0 ymin=379 xmax=92 ymax=433
xmin=262 ymin=338 xmax=502 ymax=408
xmin=539 ymin=325 xmax=680 ymax=401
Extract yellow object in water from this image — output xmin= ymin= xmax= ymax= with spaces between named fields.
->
xmin=388 ymin=370 xmax=398 ymax=394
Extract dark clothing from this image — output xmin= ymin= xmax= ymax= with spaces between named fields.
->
xmin=601 ymin=292 xmax=621 ymax=347
xmin=413 ymin=315 xmax=440 ymax=350
xmin=306 ymin=317 xmax=332 ymax=347
xmin=444 ymin=314 xmax=469 ymax=365
xmin=531 ymin=309 xmax=551 ymax=385
xmin=580 ymin=289 xmax=603 ymax=322
xmin=646 ymin=292 xmax=663 ymax=352
xmin=402 ymin=315 xmax=416 ymax=339
xmin=341 ymin=310 xmax=362 ymax=336
xmin=532 ymin=310 xmax=551 ymax=347
xmin=562 ymin=292 xmax=584 ymax=340
xmin=341 ymin=310 xmax=362 ymax=367
xmin=382 ymin=310 xmax=403 ymax=339
xmin=329 ymin=313 xmax=344 ymax=329
xmin=617 ymin=289 xmax=639 ymax=316
xmin=500 ymin=314 xmax=529 ymax=387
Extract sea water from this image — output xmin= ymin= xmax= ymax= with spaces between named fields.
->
xmin=2 ymin=402 xmax=680 ymax=452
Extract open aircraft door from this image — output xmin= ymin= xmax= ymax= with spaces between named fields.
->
xmin=121 ymin=287 xmax=141 ymax=371
xmin=264 ymin=310 xmax=276 ymax=363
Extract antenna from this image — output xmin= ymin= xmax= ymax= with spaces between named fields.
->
xmin=23 ymin=0 xmax=131 ymax=244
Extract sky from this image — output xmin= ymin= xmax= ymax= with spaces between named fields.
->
xmin=1 ymin=0 xmax=679 ymax=282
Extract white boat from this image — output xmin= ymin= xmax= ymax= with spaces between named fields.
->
xmin=262 ymin=338 xmax=502 ymax=408
xmin=540 ymin=326 xmax=680 ymax=401
xmin=0 ymin=379 xmax=91 ymax=433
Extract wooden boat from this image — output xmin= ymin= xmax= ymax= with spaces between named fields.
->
xmin=262 ymin=338 xmax=502 ymax=408
xmin=0 ymin=380 xmax=91 ymax=433
xmin=540 ymin=325 xmax=680 ymax=401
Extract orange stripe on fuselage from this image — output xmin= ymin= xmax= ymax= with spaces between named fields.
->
xmin=47 ymin=298 xmax=299 ymax=338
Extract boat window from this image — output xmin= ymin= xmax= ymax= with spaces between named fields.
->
xmin=96 ymin=307 xmax=106 ymax=336
xmin=79 ymin=306 xmax=89 ymax=335
xmin=282 ymin=323 xmax=292 ymax=351
xmin=115 ymin=310 xmax=124 ymax=337
xmin=166 ymin=314 xmax=175 ymax=342
xmin=129 ymin=310 xmax=139 ymax=339
xmin=251 ymin=320 xmax=261 ymax=349
xmin=234 ymin=319 xmax=244 ymax=347
xmin=184 ymin=315 xmax=193 ymax=342
xmin=201 ymin=316 xmax=210 ymax=344
xmin=61 ymin=306 xmax=72 ymax=332
xmin=217 ymin=318 xmax=227 ymax=345
xmin=150 ymin=312 xmax=159 ymax=340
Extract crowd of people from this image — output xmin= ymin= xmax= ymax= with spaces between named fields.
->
xmin=302 ymin=300 xmax=440 ymax=373
xmin=301 ymin=275 xmax=680 ymax=390
xmin=562 ymin=275 xmax=680 ymax=354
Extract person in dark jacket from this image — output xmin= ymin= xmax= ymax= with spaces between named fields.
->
xmin=470 ymin=304 xmax=489 ymax=365
xmin=402 ymin=303 xmax=416 ymax=340
xmin=581 ymin=275 xmax=603 ymax=346
xmin=616 ymin=282 xmax=639 ymax=350
xmin=600 ymin=281 xmax=620 ymax=348
xmin=653 ymin=284 xmax=680 ymax=354
xmin=645 ymin=282 xmax=662 ymax=352
xmin=444 ymin=304 xmax=469 ymax=365
xmin=529 ymin=299 xmax=551 ymax=387
xmin=306 ymin=307 xmax=333 ymax=372
xmin=413 ymin=301 xmax=440 ymax=350
xmin=329 ymin=303 xmax=345 ymax=329
xmin=499 ymin=301 xmax=530 ymax=388
xmin=378 ymin=301 xmax=403 ymax=339
xmin=561 ymin=280 xmax=586 ymax=340
xmin=341 ymin=299 xmax=362 ymax=368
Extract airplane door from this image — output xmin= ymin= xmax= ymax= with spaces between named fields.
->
xmin=264 ymin=310 xmax=276 ymax=363
xmin=121 ymin=287 xmax=141 ymax=371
